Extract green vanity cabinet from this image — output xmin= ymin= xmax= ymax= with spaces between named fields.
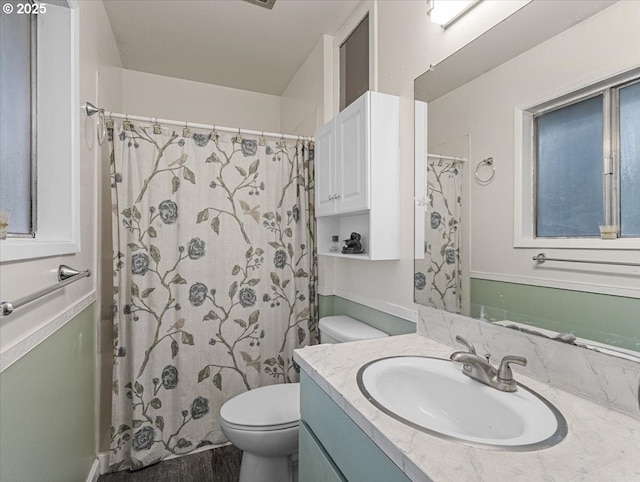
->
xmin=299 ymin=370 xmax=412 ymax=482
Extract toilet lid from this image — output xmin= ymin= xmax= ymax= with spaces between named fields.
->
xmin=220 ymin=383 xmax=300 ymax=431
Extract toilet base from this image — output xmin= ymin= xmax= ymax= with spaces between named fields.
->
xmin=239 ymin=451 xmax=296 ymax=482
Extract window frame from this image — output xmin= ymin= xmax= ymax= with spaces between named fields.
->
xmin=0 ymin=3 xmax=38 ymax=237
xmin=514 ymin=68 xmax=640 ymax=250
xmin=0 ymin=0 xmax=80 ymax=262
xmin=332 ymin=1 xmax=377 ymax=119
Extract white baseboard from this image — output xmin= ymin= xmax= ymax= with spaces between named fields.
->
xmin=86 ymin=459 xmax=100 ymax=482
xmin=97 ymin=452 xmax=109 ymax=475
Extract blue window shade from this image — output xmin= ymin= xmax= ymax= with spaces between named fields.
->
xmin=536 ymin=96 xmax=603 ymax=237
xmin=619 ymin=82 xmax=640 ymax=237
xmin=0 ymin=4 xmax=33 ymax=235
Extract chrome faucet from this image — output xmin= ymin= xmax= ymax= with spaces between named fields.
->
xmin=449 ymin=335 xmax=527 ymax=392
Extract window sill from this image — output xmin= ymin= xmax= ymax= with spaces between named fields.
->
xmin=0 ymin=239 xmax=80 ymax=263
xmin=513 ymin=235 xmax=639 ymax=251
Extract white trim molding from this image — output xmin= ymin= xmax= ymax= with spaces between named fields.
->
xmin=319 ymin=287 xmax=417 ymax=323
xmin=471 ymin=271 xmax=640 ymax=299
xmin=0 ymin=291 xmax=96 ymax=372
xmin=86 ymin=459 xmax=100 ymax=482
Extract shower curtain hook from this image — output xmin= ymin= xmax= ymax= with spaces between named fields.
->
xmin=123 ymin=114 xmax=133 ymax=131
xmin=153 ymin=117 xmax=161 ymax=134
xmin=259 ymin=131 xmax=266 ymax=146
xmin=182 ymin=121 xmax=191 ymax=138
xmin=106 ymin=112 xmax=114 ymax=130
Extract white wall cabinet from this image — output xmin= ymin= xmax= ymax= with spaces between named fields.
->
xmin=315 ymin=91 xmax=399 ymax=260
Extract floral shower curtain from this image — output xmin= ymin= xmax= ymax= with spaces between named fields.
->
xmin=108 ymin=121 xmax=317 ymax=471
xmin=414 ymin=158 xmax=462 ymax=313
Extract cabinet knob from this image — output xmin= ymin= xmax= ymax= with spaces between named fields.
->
xmin=328 ymin=194 xmax=334 ymax=201
xmin=334 ymin=194 xmax=340 ymax=199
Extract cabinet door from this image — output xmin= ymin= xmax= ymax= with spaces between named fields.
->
xmin=315 ymin=121 xmax=336 ymax=217
xmin=335 ymin=93 xmax=369 ymax=214
xmin=299 ymin=422 xmax=346 ymax=482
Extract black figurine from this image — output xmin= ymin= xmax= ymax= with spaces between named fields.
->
xmin=342 ymin=232 xmax=365 ymax=254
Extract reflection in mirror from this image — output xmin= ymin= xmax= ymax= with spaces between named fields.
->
xmin=414 ymin=136 xmax=468 ymax=314
xmin=414 ymin=0 xmax=640 ymax=358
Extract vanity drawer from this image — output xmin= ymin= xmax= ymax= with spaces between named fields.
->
xmin=299 ymin=421 xmax=346 ymax=482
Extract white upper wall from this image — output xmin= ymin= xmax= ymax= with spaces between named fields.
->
xmin=280 ymin=35 xmax=332 ymax=137
xmin=122 ymin=69 xmax=281 ymax=132
xmin=429 ymin=0 xmax=640 ymax=298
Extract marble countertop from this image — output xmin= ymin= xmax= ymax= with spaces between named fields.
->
xmin=294 ymin=334 xmax=640 ymax=482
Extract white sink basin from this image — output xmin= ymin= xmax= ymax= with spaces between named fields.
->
xmin=357 ymin=356 xmax=567 ymax=450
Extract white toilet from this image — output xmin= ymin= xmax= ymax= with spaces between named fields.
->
xmin=219 ymin=315 xmax=389 ymax=482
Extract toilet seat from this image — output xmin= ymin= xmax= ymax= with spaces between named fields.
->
xmin=221 ymin=419 xmax=299 ymax=432
xmin=220 ymin=383 xmax=300 ymax=432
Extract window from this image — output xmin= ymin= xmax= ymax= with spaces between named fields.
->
xmin=619 ymin=81 xmax=640 ymax=236
xmin=0 ymin=1 xmax=36 ymax=236
xmin=533 ymin=77 xmax=640 ymax=239
xmin=339 ymin=14 xmax=369 ymax=111
xmin=0 ymin=1 xmax=79 ymax=262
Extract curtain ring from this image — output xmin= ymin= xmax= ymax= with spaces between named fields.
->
xmin=475 ymin=157 xmax=495 ymax=184
xmin=105 ymin=112 xmax=114 ymax=130
xmin=96 ymin=109 xmax=106 ymax=146
xmin=123 ymin=114 xmax=132 ymax=131
xmin=153 ymin=117 xmax=161 ymax=134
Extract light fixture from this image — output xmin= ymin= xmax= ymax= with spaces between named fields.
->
xmin=428 ymin=0 xmax=481 ymax=28
xmin=241 ymin=0 xmax=276 ymax=10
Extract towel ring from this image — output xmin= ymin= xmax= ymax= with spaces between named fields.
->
xmin=475 ymin=157 xmax=495 ymax=184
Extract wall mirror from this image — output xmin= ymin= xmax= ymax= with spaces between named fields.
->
xmin=414 ymin=0 xmax=640 ymax=358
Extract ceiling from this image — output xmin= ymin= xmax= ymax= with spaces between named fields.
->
xmin=103 ymin=0 xmax=361 ymax=96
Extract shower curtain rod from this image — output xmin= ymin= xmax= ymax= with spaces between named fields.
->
xmin=427 ymin=153 xmax=467 ymax=162
xmin=83 ymin=102 xmax=311 ymax=142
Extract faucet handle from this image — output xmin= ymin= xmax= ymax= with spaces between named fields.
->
xmin=497 ymin=355 xmax=527 ymax=382
xmin=454 ymin=335 xmax=477 ymax=355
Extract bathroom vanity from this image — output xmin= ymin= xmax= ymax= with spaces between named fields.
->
xmin=294 ymin=332 xmax=640 ymax=481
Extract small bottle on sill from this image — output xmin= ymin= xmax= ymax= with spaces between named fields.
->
xmin=329 ymin=235 xmax=341 ymax=253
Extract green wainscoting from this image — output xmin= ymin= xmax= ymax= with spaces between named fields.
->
xmin=0 ymin=303 xmax=96 ymax=482
xmin=470 ymin=279 xmax=640 ymax=352
xmin=319 ymin=295 xmax=415 ymax=336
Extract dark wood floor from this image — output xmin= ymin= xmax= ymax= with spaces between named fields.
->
xmin=98 ymin=444 xmax=242 ymax=482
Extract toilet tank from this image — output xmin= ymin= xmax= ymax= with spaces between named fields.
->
xmin=318 ymin=315 xmax=389 ymax=344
